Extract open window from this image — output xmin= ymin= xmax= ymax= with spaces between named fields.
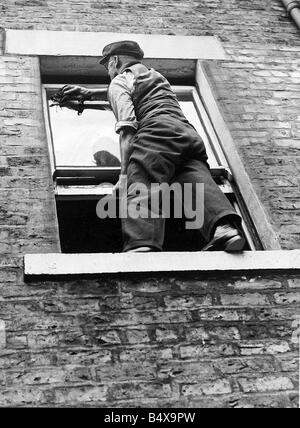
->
xmin=43 ymin=83 xmax=261 ymax=253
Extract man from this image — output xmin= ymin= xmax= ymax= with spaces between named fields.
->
xmin=60 ymin=40 xmax=245 ymax=253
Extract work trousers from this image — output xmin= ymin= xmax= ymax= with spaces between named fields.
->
xmin=121 ymin=114 xmax=241 ymax=252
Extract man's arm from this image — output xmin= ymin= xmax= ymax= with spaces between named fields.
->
xmin=51 ymin=99 xmax=110 ymax=112
xmin=50 ymin=85 xmax=111 ymax=113
xmin=119 ymin=127 xmax=136 ymax=175
xmin=107 ymin=71 xmax=138 ymax=193
xmin=59 ymin=85 xmax=105 ymax=102
xmin=114 ymin=127 xmax=136 ymax=193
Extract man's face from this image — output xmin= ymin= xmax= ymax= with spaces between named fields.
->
xmin=105 ymin=56 xmax=118 ymax=80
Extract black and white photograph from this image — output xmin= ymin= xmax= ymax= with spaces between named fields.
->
xmin=0 ymin=0 xmax=299 ymax=411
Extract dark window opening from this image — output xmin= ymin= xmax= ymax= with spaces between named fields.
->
xmin=56 ymin=193 xmax=253 ymax=254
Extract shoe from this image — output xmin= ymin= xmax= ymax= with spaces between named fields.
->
xmin=126 ymin=246 xmax=153 ymax=253
xmin=201 ymin=224 xmax=245 ymax=252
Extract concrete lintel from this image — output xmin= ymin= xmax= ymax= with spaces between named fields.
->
xmin=24 ymin=250 xmax=300 ymax=277
xmin=5 ymin=29 xmax=227 ymax=60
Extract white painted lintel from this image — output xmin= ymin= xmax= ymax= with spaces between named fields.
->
xmin=24 ymin=250 xmax=300 ymax=277
xmin=5 ymin=29 xmax=227 ymax=60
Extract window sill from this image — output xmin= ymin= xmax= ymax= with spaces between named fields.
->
xmin=24 ymin=250 xmax=300 ymax=278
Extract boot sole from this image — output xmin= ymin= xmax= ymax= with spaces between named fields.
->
xmin=224 ymin=235 xmax=245 ymax=252
xmin=202 ymin=234 xmax=245 ymax=252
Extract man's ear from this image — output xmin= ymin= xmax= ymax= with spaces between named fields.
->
xmin=115 ymin=55 xmax=121 ymax=68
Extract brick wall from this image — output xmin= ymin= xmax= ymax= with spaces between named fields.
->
xmin=0 ymin=272 xmax=299 ymax=407
xmin=0 ymin=0 xmax=299 ymax=408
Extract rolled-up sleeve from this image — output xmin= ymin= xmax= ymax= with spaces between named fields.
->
xmin=108 ymin=73 xmax=138 ymax=134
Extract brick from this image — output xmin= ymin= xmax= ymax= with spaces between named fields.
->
xmin=0 ymin=320 xmax=6 ymax=348
xmin=197 ymin=307 xmax=255 ymax=322
xmin=0 ymin=387 xmax=46 ymax=406
xmin=213 ymin=356 xmax=277 ymax=375
xmin=228 ymin=278 xmax=283 ymax=290
xmin=158 ymin=361 xmax=216 ymax=382
xmin=119 ymin=346 xmax=173 ymax=363
xmin=56 ymin=349 xmax=112 ymax=366
xmin=163 ymin=295 xmax=212 ymax=309
xmin=0 ymin=256 xmax=22 ymax=268
xmin=185 ymin=327 xmax=209 ymax=343
xmin=288 ymin=278 xmax=300 ymax=288
xmin=6 ymin=333 xmax=28 ymax=349
xmin=182 ymin=379 xmax=231 ymax=396
xmin=0 ymin=269 xmax=22 ymax=283
xmin=239 ymin=341 xmax=291 ymax=356
xmin=121 ymin=279 xmax=173 ymax=294
xmin=126 ymin=329 xmax=150 ymax=344
xmin=238 ymin=376 xmax=294 ymax=393
xmin=210 ymin=326 xmax=241 ymax=341
xmin=5 ymin=367 xmax=69 ymax=386
xmin=274 ymin=292 xmax=300 ymax=305
xmin=0 ymin=350 xmax=31 ymax=369
xmin=97 ymin=330 xmax=121 ymax=345
xmin=27 ymin=329 xmax=93 ymax=348
xmin=54 ymin=386 xmax=107 ymax=405
xmin=155 ymin=328 xmax=178 ymax=342
xmin=220 ymin=293 xmax=270 ymax=306
xmin=239 ymin=323 xmax=292 ymax=341
xmin=114 ymin=309 xmax=193 ymax=326
xmin=95 ymin=362 xmax=156 ymax=383
xmin=186 ymin=325 xmax=241 ymax=342
xmin=266 ymin=342 xmax=292 ymax=355
xmin=175 ymin=279 xmax=210 ymax=292
xmin=226 ymin=392 xmax=298 ymax=408
xmin=132 ymin=296 xmax=158 ymax=310
xmin=276 ymin=354 xmax=299 ymax=372
xmin=255 ymin=307 xmax=300 ymax=321
xmin=108 ymin=382 xmax=172 ymax=401
xmin=180 ymin=343 xmax=238 ymax=360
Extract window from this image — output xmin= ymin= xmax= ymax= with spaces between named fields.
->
xmin=43 ymin=82 xmax=260 ymax=253
xmin=6 ymin=29 xmax=281 ymax=259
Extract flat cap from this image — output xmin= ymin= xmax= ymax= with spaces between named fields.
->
xmin=99 ymin=40 xmax=144 ymax=65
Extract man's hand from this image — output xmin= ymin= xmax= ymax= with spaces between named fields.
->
xmin=59 ymin=85 xmax=91 ymax=103
xmin=56 ymin=100 xmax=84 ymax=112
xmin=113 ymin=174 xmax=128 ymax=196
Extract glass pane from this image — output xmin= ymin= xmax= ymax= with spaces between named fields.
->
xmin=48 ymin=92 xmax=218 ymax=169
xmin=49 ymin=103 xmax=120 ymax=167
xmin=179 ymin=101 xmax=219 ymax=168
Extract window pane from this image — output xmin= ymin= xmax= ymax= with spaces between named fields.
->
xmin=49 ymin=103 xmax=120 ymax=167
xmin=48 ymin=91 xmax=218 ymax=168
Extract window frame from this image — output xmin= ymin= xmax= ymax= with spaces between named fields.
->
xmin=43 ymin=83 xmax=236 ymax=187
xmin=43 ymin=84 xmax=230 ymax=179
xmin=43 ymin=82 xmax=259 ymax=252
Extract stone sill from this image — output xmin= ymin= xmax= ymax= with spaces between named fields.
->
xmin=24 ymin=250 xmax=300 ymax=278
